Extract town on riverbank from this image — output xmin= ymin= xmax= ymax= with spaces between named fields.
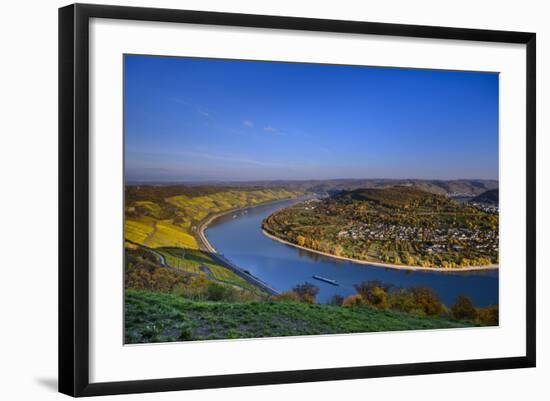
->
xmin=262 ymin=186 xmax=499 ymax=270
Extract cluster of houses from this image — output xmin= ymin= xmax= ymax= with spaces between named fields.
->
xmin=300 ymin=198 xmax=321 ymax=211
xmin=336 ymin=223 xmax=498 ymax=255
xmin=448 ymin=191 xmax=477 ymax=198
xmin=469 ymin=201 xmax=499 ymax=215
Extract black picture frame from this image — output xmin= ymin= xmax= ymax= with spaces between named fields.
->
xmin=59 ymin=3 xmax=536 ymax=397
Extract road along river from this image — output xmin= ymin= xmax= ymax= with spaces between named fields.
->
xmin=204 ymin=198 xmax=499 ymax=306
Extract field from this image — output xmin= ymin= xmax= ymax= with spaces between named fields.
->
xmin=125 ymin=289 xmax=471 ymax=343
xmin=125 ymin=186 xmax=303 ymax=295
xmin=126 ymin=186 xmax=300 ymax=249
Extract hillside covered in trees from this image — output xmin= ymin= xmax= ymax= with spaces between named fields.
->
xmin=263 ymin=186 xmax=499 ymax=268
xmin=470 ymin=189 xmax=499 ymax=205
xmin=166 ymin=178 xmax=498 ymax=197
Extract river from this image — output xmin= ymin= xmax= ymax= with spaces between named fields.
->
xmin=205 ymin=198 xmax=499 ymax=306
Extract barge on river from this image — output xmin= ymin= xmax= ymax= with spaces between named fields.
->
xmin=312 ymin=275 xmax=339 ymax=286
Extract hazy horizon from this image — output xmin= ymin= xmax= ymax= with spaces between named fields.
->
xmin=124 ymin=177 xmax=499 ymax=185
xmin=124 ymin=56 xmax=499 ymax=183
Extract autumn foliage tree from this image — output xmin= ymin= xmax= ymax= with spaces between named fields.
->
xmin=273 ymin=291 xmax=301 ymax=302
xmin=328 ymin=294 xmax=344 ymax=306
xmin=451 ymin=295 xmax=478 ymax=320
xmin=292 ymin=282 xmax=320 ymax=304
xmin=409 ymin=287 xmax=444 ymax=316
xmin=342 ymin=294 xmax=366 ymax=307
xmin=476 ymin=304 xmax=498 ymax=325
xmin=354 ymin=280 xmax=393 ymax=308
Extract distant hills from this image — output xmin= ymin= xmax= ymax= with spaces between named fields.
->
xmin=333 ymin=186 xmax=450 ymax=208
xmin=470 ymin=189 xmax=499 ymax=205
xmin=128 ymin=179 xmax=498 ymax=197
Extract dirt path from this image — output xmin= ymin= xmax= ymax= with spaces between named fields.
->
xmin=198 ymin=264 xmax=214 ymax=279
xmin=146 ymin=247 xmax=167 ymax=267
xmin=134 ymin=245 xmax=261 ymax=294
xmin=143 ymin=221 xmax=158 ymax=247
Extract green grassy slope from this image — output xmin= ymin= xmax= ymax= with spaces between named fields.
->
xmin=125 ymin=290 xmax=471 ymax=343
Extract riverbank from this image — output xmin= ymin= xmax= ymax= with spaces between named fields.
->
xmin=196 ymin=195 xmax=309 ymax=254
xmin=195 ymin=196 xmax=309 ymax=295
xmin=262 ymin=229 xmax=498 ymax=272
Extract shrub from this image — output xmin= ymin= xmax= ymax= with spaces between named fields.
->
xmin=388 ymin=288 xmax=416 ymax=313
xmin=150 ymin=268 xmax=185 ymax=293
xmin=173 ymin=275 xmax=210 ymax=300
xmin=409 ymin=308 xmax=427 ymax=317
xmin=125 ymin=264 xmax=154 ymax=291
xmin=410 ymin=287 xmax=444 ymax=316
xmin=451 ymin=295 xmax=478 ymax=321
xmin=439 ymin=304 xmax=451 ymax=318
xmin=354 ymin=281 xmax=393 ymax=297
xmin=352 ymin=283 xmax=444 ymax=316
xmin=328 ymin=294 xmax=344 ymax=306
xmin=179 ymin=327 xmax=193 ymax=341
xmin=342 ymin=294 xmax=366 ymax=307
xmin=353 ymin=280 xmax=392 ymax=309
xmin=237 ymin=290 xmax=261 ymax=302
xmin=206 ymin=282 xmax=240 ymax=302
xmin=476 ymin=305 xmax=499 ymax=326
xmin=369 ymin=286 xmax=389 ymax=309
xmin=292 ymin=282 xmax=319 ymax=304
xmin=272 ymin=291 xmax=301 ymax=302
xmin=125 ymin=260 xmax=185 ymax=293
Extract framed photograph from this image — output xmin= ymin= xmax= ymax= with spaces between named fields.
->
xmin=59 ymin=3 xmax=536 ymax=397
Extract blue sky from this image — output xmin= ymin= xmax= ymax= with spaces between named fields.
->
xmin=124 ymin=55 xmax=499 ymax=182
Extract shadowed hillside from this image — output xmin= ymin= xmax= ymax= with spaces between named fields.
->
xmin=470 ymin=189 xmax=499 ymax=205
xmin=153 ymin=179 xmax=498 ymax=197
xmin=334 ymin=186 xmax=450 ymax=208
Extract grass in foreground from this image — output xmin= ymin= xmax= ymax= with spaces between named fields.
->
xmin=125 ymin=290 xmax=472 ymax=343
